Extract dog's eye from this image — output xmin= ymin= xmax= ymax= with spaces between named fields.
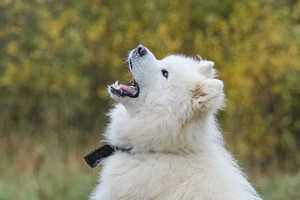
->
xmin=162 ymin=70 xmax=168 ymax=79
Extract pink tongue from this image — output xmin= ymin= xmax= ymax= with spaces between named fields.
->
xmin=119 ymin=84 xmax=137 ymax=94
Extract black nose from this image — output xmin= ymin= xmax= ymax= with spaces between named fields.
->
xmin=137 ymin=44 xmax=147 ymax=56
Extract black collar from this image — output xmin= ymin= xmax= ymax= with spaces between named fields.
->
xmin=84 ymin=144 xmax=131 ymax=168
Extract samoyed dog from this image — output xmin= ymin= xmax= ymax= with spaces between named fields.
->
xmin=90 ymin=45 xmax=261 ymax=200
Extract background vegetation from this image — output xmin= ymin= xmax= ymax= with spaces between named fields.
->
xmin=0 ymin=0 xmax=299 ymax=199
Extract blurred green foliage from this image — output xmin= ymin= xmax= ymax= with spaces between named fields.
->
xmin=0 ymin=0 xmax=299 ymax=174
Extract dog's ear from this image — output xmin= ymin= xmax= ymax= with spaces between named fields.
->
xmin=197 ymin=61 xmax=216 ymax=78
xmin=192 ymin=79 xmax=224 ymax=111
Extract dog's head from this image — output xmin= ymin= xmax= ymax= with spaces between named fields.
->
xmin=109 ymin=44 xmax=224 ymax=118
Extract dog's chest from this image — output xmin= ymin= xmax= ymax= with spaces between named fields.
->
xmin=94 ymin=152 xmax=229 ymax=200
xmin=99 ymin=153 xmax=179 ymax=199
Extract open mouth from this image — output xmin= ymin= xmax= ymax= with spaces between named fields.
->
xmin=110 ymin=80 xmax=140 ymax=98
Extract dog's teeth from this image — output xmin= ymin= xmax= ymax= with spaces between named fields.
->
xmin=113 ymin=81 xmax=121 ymax=90
xmin=114 ymin=81 xmax=121 ymax=89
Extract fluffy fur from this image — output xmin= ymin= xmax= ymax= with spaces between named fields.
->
xmin=90 ymin=45 xmax=262 ymax=200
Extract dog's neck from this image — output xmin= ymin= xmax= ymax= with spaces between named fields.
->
xmin=84 ymin=112 xmax=223 ymax=168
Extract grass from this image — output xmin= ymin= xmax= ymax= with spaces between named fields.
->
xmin=259 ymin=172 xmax=300 ymax=200
xmin=0 ymin=134 xmax=299 ymax=200
xmin=0 ymin=170 xmax=96 ymax=200
xmin=0 ymin=134 xmax=99 ymax=200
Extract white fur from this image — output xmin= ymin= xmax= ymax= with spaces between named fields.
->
xmin=90 ymin=46 xmax=262 ymax=200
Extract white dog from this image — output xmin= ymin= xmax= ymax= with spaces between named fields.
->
xmin=89 ymin=45 xmax=262 ymax=200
